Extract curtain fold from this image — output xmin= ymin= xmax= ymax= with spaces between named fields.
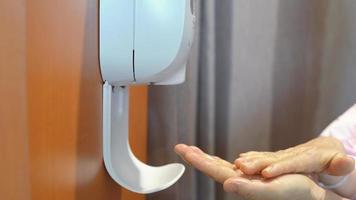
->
xmin=148 ymin=1 xmax=356 ymax=200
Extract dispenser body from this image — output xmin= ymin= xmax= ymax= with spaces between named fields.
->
xmin=99 ymin=0 xmax=196 ymax=194
xmin=100 ymin=0 xmax=196 ymax=85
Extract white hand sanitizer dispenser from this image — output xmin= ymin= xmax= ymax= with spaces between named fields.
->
xmin=99 ymin=0 xmax=196 ymax=194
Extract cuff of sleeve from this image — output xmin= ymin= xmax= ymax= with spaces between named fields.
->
xmin=317 ymin=173 xmax=350 ymax=190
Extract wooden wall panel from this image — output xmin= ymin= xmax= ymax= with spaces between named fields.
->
xmin=0 ymin=1 xmax=30 ymax=199
xmin=26 ymin=0 xmax=122 ymax=199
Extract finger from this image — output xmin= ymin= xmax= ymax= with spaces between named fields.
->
xmin=189 ymin=146 xmax=216 ymax=161
xmin=175 ymin=144 xmax=213 ymax=166
xmin=235 ymin=155 xmax=265 ymax=169
xmin=239 ymin=151 xmax=265 ymax=157
xmin=234 ymin=169 xmax=265 ymax=180
xmin=174 ymin=144 xmax=190 ymax=155
xmin=238 ymin=158 xmax=276 ymax=175
xmin=235 ymin=155 xmax=263 ymax=163
xmin=174 ymin=144 xmax=191 ymax=161
xmin=176 ymin=144 xmax=234 ymax=169
xmin=190 ymin=146 xmax=205 ymax=155
xmin=235 ymin=153 xmax=281 ymax=174
xmin=234 ymin=158 xmax=244 ymax=169
xmin=235 ymin=154 xmax=273 ymax=166
xmin=326 ymin=154 xmax=355 ymax=176
xmin=213 ymin=156 xmax=235 ymax=169
xmin=175 ymin=144 xmax=201 ymax=164
xmin=175 ymin=144 xmax=236 ymax=183
xmin=190 ymin=146 xmax=234 ymax=168
xmin=223 ymin=177 xmax=271 ymax=200
xmin=239 ymin=149 xmax=295 ymax=169
xmin=184 ymin=151 xmax=236 ymax=183
xmin=261 ymin=156 xmax=308 ymax=178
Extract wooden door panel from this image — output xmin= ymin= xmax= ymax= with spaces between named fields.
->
xmin=0 ymin=0 xmax=30 ymax=199
xmin=0 ymin=0 xmax=147 ymax=199
xmin=26 ymin=0 xmax=147 ymax=199
xmin=27 ymin=0 xmax=122 ymax=199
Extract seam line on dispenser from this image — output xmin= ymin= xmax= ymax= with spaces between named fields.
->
xmin=132 ymin=50 xmax=136 ymax=82
xmin=132 ymin=0 xmax=136 ymax=82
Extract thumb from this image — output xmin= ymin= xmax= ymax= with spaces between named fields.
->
xmin=223 ymin=178 xmax=269 ymax=200
xmin=326 ymin=154 xmax=355 ymax=176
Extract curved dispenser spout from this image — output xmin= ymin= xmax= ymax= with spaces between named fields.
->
xmin=102 ymin=82 xmax=185 ymax=194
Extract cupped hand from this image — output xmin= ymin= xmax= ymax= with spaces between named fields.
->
xmin=235 ymin=136 xmax=355 ymax=178
xmin=174 ymin=144 xmax=325 ymax=200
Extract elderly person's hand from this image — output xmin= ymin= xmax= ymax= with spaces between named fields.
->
xmin=175 ymin=144 xmax=340 ymax=200
xmin=235 ymin=136 xmax=355 ymax=178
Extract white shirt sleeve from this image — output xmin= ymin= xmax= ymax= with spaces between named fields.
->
xmin=321 ymin=104 xmax=356 ymax=162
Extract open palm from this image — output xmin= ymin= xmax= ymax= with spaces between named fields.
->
xmin=175 ymin=144 xmax=326 ymax=200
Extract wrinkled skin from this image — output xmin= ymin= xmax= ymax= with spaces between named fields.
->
xmin=175 ymin=144 xmax=325 ymax=200
xmin=235 ymin=137 xmax=355 ymax=178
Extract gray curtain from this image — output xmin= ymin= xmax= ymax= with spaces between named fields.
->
xmin=148 ymin=1 xmax=356 ymax=200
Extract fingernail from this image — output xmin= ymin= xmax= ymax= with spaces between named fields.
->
xmin=264 ymin=166 xmax=273 ymax=172
xmin=176 ymin=144 xmax=188 ymax=149
xmin=241 ymin=161 xmax=252 ymax=168
xmin=236 ymin=158 xmax=245 ymax=162
xmin=262 ymin=166 xmax=274 ymax=177
xmin=190 ymin=146 xmax=203 ymax=153
xmin=206 ymin=155 xmax=215 ymax=161
xmin=235 ymin=158 xmax=243 ymax=165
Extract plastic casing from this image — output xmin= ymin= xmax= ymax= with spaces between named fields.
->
xmin=100 ymin=0 xmax=196 ymax=86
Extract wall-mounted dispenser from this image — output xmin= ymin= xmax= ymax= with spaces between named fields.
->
xmin=99 ymin=0 xmax=196 ymax=194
